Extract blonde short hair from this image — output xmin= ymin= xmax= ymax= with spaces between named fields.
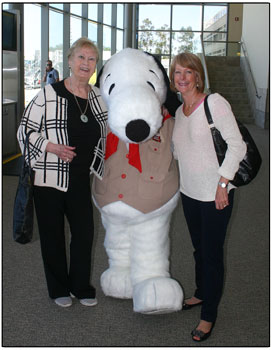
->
xmin=169 ymin=52 xmax=205 ymax=93
xmin=67 ymin=37 xmax=99 ymax=62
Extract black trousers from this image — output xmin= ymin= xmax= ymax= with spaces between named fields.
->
xmin=181 ymin=190 xmax=234 ymax=322
xmin=33 ymin=177 xmax=96 ymax=299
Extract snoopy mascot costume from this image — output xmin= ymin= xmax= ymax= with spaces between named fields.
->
xmin=92 ymin=48 xmax=183 ymax=314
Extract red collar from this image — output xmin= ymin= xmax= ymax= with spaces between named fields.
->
xmin=105 ymin=114 xmax=171 ymax=173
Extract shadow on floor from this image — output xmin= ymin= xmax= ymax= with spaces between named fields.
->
xmin=2 ymin=156 xmax=22 ymax=176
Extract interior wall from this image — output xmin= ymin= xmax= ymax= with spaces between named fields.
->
xmin=241 ymin=4 xmax=269 ymax=128
xmin=242 ymin=4 xmax=269 ymax=89
xmin=228 ymin=3 xmax=243 ymax=42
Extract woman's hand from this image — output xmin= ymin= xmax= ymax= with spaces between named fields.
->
xmin=215 ymin=176 xmax=229 ymax=210
xmin=162 ymin=106 xmax=169 ymax=118
xmin=46 ymin=142 xmax=76 ymax=163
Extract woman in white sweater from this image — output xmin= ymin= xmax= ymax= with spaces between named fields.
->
xmin=169 ymin=53 xmax=246 ymax=341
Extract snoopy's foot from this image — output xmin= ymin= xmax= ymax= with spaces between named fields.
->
xmin=101 ymin=267 xmax=133 ymax=299
xmin=133 ymin=277 xmax=183 ymax=314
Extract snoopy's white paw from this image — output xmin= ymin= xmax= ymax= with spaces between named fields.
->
xmin=133 ymin=277 xmax=183 ymax=314
xmin=101 ymin=267 xmax=133 ymax=299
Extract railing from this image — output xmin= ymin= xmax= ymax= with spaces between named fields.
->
xmin=198 ymin=38 xmax=261 ymax=99
xmin=239 ymin=39 xmax=261 ymax=99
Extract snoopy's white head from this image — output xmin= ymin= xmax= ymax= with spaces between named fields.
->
xmin=96 ymin=48 xmax=178 ymax=144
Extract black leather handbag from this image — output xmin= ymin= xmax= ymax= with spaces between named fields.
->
xmin=204 ymin=95 xmax=262 ymax=187
xmin=13 ymin=130 xmax=35 ymax=244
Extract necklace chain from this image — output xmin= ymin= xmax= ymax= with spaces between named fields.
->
xmin=186 ymin=100 xmax=197 ymax=108
xmin=70 ymin=79 xmax=89 ymax=122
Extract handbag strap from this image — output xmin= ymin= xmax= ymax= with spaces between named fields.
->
xmin=23 ymin=130 xmax=35 ymax=172
xmin=204 ymin=94 xmax=215 ymax=127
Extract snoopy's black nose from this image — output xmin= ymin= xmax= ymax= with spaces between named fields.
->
xmin=126 ymin=119 xmax=150 ymax=143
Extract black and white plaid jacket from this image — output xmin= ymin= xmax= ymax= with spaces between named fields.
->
xmin=17 ymin=84 xmax=108 ymax=191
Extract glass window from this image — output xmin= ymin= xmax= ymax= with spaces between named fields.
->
xmin=49 ymin=4 xmax=63 ymax=11
xmin=88 ymin=4 xmax=98 ymax=21
xmin=49 ymin=9 xmax=63 ymax=80
xmin=103 ymin=26 xmax=111 ymax=64
xmin=204 ymin=42 xmax=226 ymax=56
xmin=103 ymin=4 xmax=112 ymax=26
xmin=160 ymin=56 xmax=170 ymax=75
xmin=172 ymin=31 xmax=201 ymax=55
xmin=138 ymin=31 xmax=154 ymax=52
xmin=172 ymin=5 xmax=202 ymax=31
xmin=138 ymin=31 xmax=170 ymax=55
xmin=172 ymin=31 xmax=194 ymax=55
xmin=88 ymin=22 xmax=97 ymax=44
xmin=70 ymin=16 xmax=82 ymax=46
xmin=116 ymin=30 xmax=123 ymax=52
xmin=204 ymin=5 xmax=227 ymax=32
xmin=3 ymin=4 xmax=9 ymax=10
xmin=191 ymin=32 xmax=202 ymax=54
xmin=137 ymin=3 xmax=229 ymax=61
xmin=138 ymin=4 xmax=170 ymax=30
xmin=24 ymin=4 xmax=41 ymax=105
xmin=203 ymin=32 xmax=227 ymax=42
xmin=70 ymin=4 xmax=82 ymax=17
xmin=117 ymin=4 xmax=124 ymax=29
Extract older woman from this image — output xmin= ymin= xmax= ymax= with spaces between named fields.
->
xmin=17 ymin=37 xmax=107 ymax=307
xmin=169 ymin=53 xmax=246 ymax=341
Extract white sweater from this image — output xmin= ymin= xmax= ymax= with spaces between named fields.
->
xmin=172 ymin=93 xmax=247 ymax=202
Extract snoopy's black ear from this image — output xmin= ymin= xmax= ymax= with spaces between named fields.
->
xmin=164 ymin=89 xmax=182 ymax=117
xmin=95 ymin=65 xmax=104 ymax=88
xmin=144 ymin=52 xmax=170 ymax=88
xmin=144 ymin=51 xmax=182 ymax=117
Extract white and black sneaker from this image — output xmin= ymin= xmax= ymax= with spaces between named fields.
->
xmin=54 ymin=296 xmax=72 ymax=307
xmin=79 ymin=298 xmax=98 ymax=306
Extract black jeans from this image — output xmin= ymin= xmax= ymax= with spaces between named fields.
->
xmin=181 ymin=190 xmax=234 ymax=322
xmin=33 ymin=177 xmax=96 ymax=299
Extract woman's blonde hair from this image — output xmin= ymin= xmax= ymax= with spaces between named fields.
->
xmin=169 ymin=52 xmax=205 ymax=93
xmin=67 ymin=37 xmax=99 ymax=62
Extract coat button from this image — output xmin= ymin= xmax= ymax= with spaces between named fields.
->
xmin=121 ymin=174 xmax=126 ymax=179
xmin=150 ymin=176 xmax=154 ymax=180
xmin=118 ymin=194 xmax=123 ymax=199
xmin=154 ymin=148 xmax=158 ymax=151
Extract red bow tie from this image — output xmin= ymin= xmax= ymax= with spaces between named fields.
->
xmin=105 ymin=114 xmax=171 ymax=173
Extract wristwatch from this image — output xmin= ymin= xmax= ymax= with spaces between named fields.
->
xmin=218 ymin=181 xmax=228 ymax=188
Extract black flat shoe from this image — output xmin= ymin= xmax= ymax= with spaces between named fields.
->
xmin=191 ymin=322 xmax=215 ymax=342
xmin=182 ymin=300 xmax=203 ymax=310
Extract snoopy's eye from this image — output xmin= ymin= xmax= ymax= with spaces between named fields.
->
xmin=149 ymin=69 xmax=159 ymax=79
xmin=109 ymin=83 xmax=115 ymax=95
xmin=147 ymin=81 xmax=155 ymax=91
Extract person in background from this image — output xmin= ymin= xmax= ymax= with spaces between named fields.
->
xmin=17 ymin=37 xmax=107 ymax=308
xmin=169 ymin=52 xmax=246 ymax=341
xmin=43 ymin=59 xmax=59 ymax=85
